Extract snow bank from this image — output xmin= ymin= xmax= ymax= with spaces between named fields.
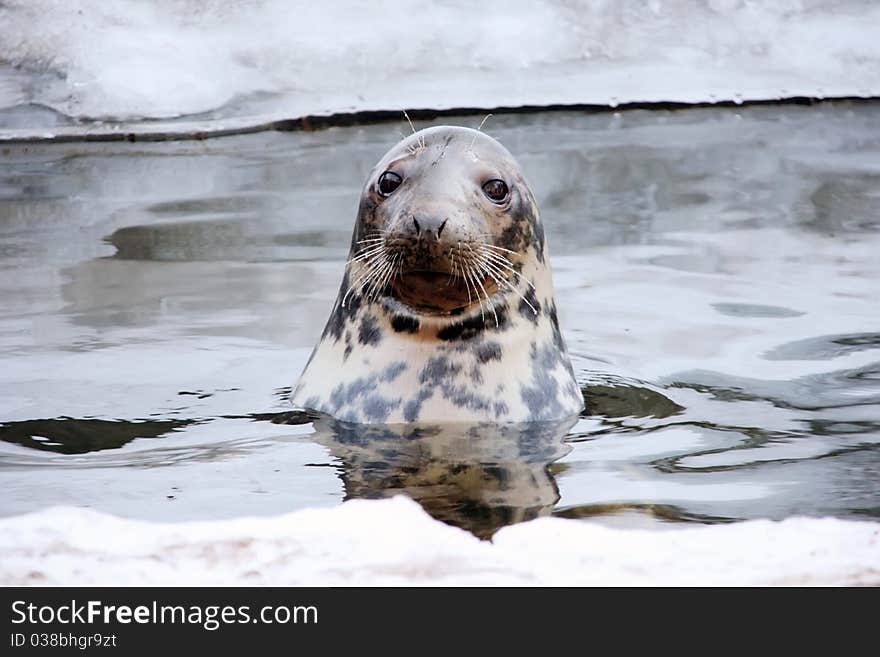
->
xmin=1 ymin=0 xmax=879 ymax=135
xmin=2 ymin=497 xmax=877 ymax=586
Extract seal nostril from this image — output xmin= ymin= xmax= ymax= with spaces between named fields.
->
xmin=412 ymin=217 xmax=421 ymax=235
xmin=437 ymin=219 xmax=448 ymax=238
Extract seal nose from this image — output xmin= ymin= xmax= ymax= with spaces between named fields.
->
xmin=410 ymin=216 xmax=448 ymax=240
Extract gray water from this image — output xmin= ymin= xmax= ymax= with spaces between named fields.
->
xmin=1 ymin=102 xmax=878 ymax=538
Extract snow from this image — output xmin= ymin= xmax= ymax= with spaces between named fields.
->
xmin=2 ymin=0 xmax=879 ymax=137
xmin=2 ymin=497 xmax=878 ymax=586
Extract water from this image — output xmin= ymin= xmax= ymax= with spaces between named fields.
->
xmin=1 ymin=102 xmax=878 ymax=538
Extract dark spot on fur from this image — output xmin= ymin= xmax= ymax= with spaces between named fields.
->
xmin=419 ymin=356 xmax=461 ymax=385
xmin=328 ymin=372 xmax=401 ymax=423
xmin=437 ymin=316 xmax=479 ymax=341
xmin=358 ymin=314 xmax=382 ymax=346
xmin=546 ymin=302 xmax=568 ymax=357
xmin=498 ymin=219 xmax=525 ymax=254
xmin=322 ymin=273 xmax=362 ymax=343
xmin=436 ymin=306 xmax=508 ymax=341
xmin=342 ymin=329 xmax=354 ymax=361
xmin=475 ymin=341 xmax=503 ymax=363
xmin=391 ymin=314 xmax=420 ymax=333
xmin=441 ymin=385 xmax=491 ymax=412
xmin=519 ymin=339 xmax=580 ymax=420
xmin=518 ymin=286 xmax=541 ymax=322
xmin=532 ymin=219 xmax=546 ymax=262
xmin=404 ymin=389 xmax=433 ymax=422
xmin=380 ymin=361 xmax=407 ymax=382
xmin=362 ymin=394 xmax=398 ymax=422
xmin=411 ymin=354 xmax=493 ymax=414
xmin=330 ymin=378 xmax=370 ymax=411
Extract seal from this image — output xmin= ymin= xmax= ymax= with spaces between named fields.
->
xmin=292 ymin=125 xmax=584 ymax=424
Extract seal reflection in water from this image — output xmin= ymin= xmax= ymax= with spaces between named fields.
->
xmin=311 ymin=414 xmax=572 ymax=539
xmin=293 ymin=125 xmax=584 ymax=423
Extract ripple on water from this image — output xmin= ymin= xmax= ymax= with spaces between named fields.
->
xmin=763 ymin=332 xmax=880 ymax=361
xmin=711 ymin=302 xmax=805 ymax=318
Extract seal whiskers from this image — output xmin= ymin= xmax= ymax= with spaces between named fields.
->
xmin=402 ymin=110 xmax=426 ymax=152
xmin=343 ymin=250 xmax=389 ymax=306
xmin=459 ymin=250 xmax=474 ymax=306
xmin=464 ymin=259 xmax=491 ymax=325
xmin=461 ymin=243 xmax=499 ymax=326
xmin=467 ymin=113 xmax=494 ymax=152
xmin=474 ymin=249 xmax=537 ymax=315
xmin=478 ymin=247 xmax=536 ymax=291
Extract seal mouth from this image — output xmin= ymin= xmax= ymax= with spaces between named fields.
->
xmin=390 ymin=269 xmax=498 ymax=315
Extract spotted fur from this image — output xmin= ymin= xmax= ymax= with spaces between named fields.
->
xmin=292 ymin=126 xmax=584 ymax=424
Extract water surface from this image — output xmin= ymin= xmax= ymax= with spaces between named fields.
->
xmin=1 ymin=102 xmax=878 ymax=537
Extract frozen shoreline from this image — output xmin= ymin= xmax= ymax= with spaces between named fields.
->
xmin=2 ymin=497 xmax=878 ymax=586
xmin=2 ymin=1 xmax=879 ymax=141
xmin=0 ymin=97 xmax=874 ymax=144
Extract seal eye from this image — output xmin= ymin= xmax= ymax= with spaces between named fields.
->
xmin=377 ymin=171 xmax=402 ymax=196
xmin=482 ymin=179 xmax=509 ymax=203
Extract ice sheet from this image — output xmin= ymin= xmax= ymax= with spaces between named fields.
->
xmin=2 ymin=0 xmax=878 ymax=132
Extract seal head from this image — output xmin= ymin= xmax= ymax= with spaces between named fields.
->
xmin=292 ymin=125 xmax=584 ymax=423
